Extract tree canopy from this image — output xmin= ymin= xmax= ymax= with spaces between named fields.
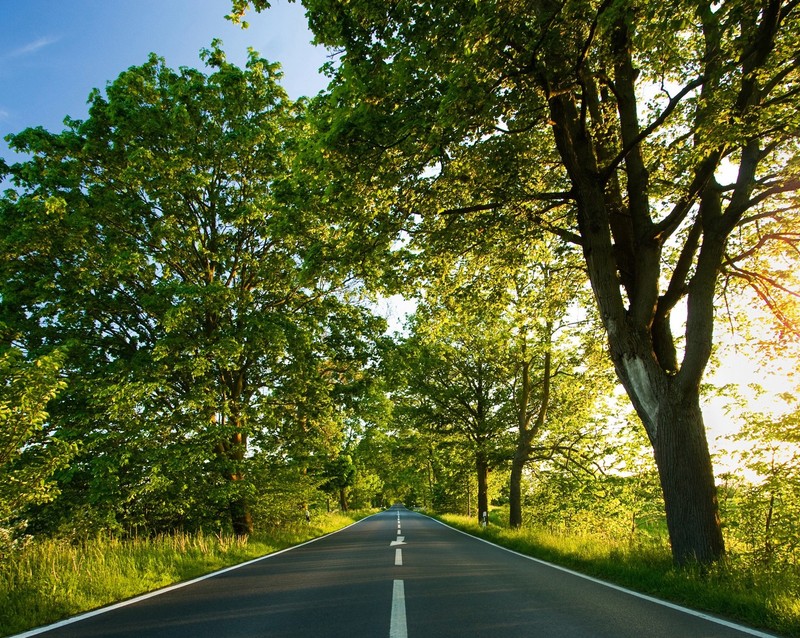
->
xmin=0 ymin=1 xmax=798 ymax=573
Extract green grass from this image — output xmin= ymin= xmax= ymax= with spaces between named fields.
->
xmin=438 ymin=513 xmax=800 ymax=638
xmin=0 ymin=511 xmax=371 ymax=637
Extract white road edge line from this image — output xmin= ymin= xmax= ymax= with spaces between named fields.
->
xmin=426 ymin=515 xmax=778 ymax=638
xmin=395 ymin=548 xmax=403 ymax=566
xmin=10 ymin=513 xmax=382 ymax=638
xmin=390 ymin=579 xmax=408 ymax=638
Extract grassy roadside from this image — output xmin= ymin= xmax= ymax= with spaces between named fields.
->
xmin=435 ymin=513 xmax=799 ymax=638
xmin=0 ymin=511 xmax=373 ymax=638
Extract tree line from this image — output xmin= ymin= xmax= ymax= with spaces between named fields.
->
xmin=2 ymin=0 xmax=799 ymax=567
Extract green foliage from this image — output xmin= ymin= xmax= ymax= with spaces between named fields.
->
xmin=720 ymin=396 xmax=800 ymax=565
xmin=522 ymin=460 xmax=664 ymax=543
xmin=0 ymin=349 xmax=74 ymax=538
xmin=226 ymin=0 xmax=273 ymax=27
xmin=349 ymin=422 xmax=444 ymax=509
xmin=320 ymin=453 xmax=357 ymax=510
xmin=394 ymin=305 xmax=511 ymax=521
xmin=290 ymin=0 xmax=800 ymax=564
xmin=388 ymin=229 xmax=620 ymax=526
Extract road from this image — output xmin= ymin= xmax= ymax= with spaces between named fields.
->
xmin=17 ymin=506 xmax=777 ymax=638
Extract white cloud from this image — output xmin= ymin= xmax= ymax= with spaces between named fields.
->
xmin=5 ymin=36 xmax=60 ymax=59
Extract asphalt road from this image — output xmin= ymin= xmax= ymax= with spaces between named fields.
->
xmin=17 ymin=506 xmax=777 ymax=638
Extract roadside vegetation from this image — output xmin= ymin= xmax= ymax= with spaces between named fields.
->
xmin=439 ymin=510 xmax=800 ymax=638
xmin=0 ymin=511 xmax=370 ymax=638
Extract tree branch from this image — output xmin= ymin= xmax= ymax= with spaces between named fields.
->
xmin=601 ymin=76 xmax=705 ymax=186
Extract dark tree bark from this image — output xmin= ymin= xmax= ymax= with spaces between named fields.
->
xmin=653 ymin=387 xmax=724 ymax=563
xmin=476 ymin=450 xmax=490 ymax=525
xmin=508 ymin=451 xmax=526 ymax=529
xmin=217 ymin=411 xmax=254 ymax=536
xmin=230 ymin=496 xmax=254 ymax=536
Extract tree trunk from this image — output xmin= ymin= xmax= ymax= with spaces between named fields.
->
xmin=219 ymin=413 xmax=253 ymax=536
xmin=653 ymin=387 xmax=724 ymax=565
xmin=509 ymin=452 xmax=525 ymax=528
xmin=339 ymin=486 xmax=348 ymax=512
xmin=230 ymin=496 xmax=254 ymax=536
xmin=466 ymin=476 xmax=472 ymax=518
xmin=543 ymin=89 xmax=726 ymax=564
xmin=476 ymin=451 xmax=489 ymax=525
xmin=509 ymin=355 xmax=531 ymax=530
xmin=510 ymin=349 xmax=550 ymax=529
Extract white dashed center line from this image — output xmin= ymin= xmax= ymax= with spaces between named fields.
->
xmin=390 ymin=579 xmax=407 ymax=638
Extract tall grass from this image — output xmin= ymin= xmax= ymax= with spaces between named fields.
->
xmin=0 ymin=511 xmax=368 ymax=638
xmin=439 ymin=513 xmax=800 ymax=638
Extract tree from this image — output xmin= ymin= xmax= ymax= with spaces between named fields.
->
xmin=350 ymin=398 xmax=446 ymax=509
xmin=505 ymin=283 xmax=614 ymax=529
xmin=398 ymin=298 xmax=512 ymax=523
xmin=321 ymin=453 xmax=357 ymax=511
xmin=236 ymin=0 xmax=800 ymax=564
xmin=722 ymin=391 xmax=800 ymax=563
xmin=406 ymin=231 xmax=614 ymax=528
xmin=0 ymin=44 xmax=379 ymax=535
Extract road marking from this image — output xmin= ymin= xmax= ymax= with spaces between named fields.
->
xmin=395 ymin=548 xmax=403 ymax=566
xmin=390 ymin=535 xmax=406 ymax=546
xmin=390 ymin=579 xmax=407 ymax=638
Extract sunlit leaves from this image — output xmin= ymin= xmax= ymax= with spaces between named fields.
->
xmin=720 ymin=399 xmax=800 ymax=561
xmin=0 ymin=349 xmax=75 ymax=525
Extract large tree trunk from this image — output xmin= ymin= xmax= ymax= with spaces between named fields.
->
xmin=543 ymin=85 xmax=726 ymax=563
xmin=654 ymin=388 xmax=724 ymax=565
xmin=509 ymin=355 xmax=531 ymax=530
xmin=228 ymin=462 xmax=254 ymax=536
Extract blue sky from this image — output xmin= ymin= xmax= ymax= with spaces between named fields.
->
xmin=0 ymin=0 xmax=330 ymax=164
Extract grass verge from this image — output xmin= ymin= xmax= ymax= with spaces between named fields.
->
xmin=437 ymin=513 xmax=799 ymax=638
xmin=0 ymin=511 xmax=372 ymax=638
